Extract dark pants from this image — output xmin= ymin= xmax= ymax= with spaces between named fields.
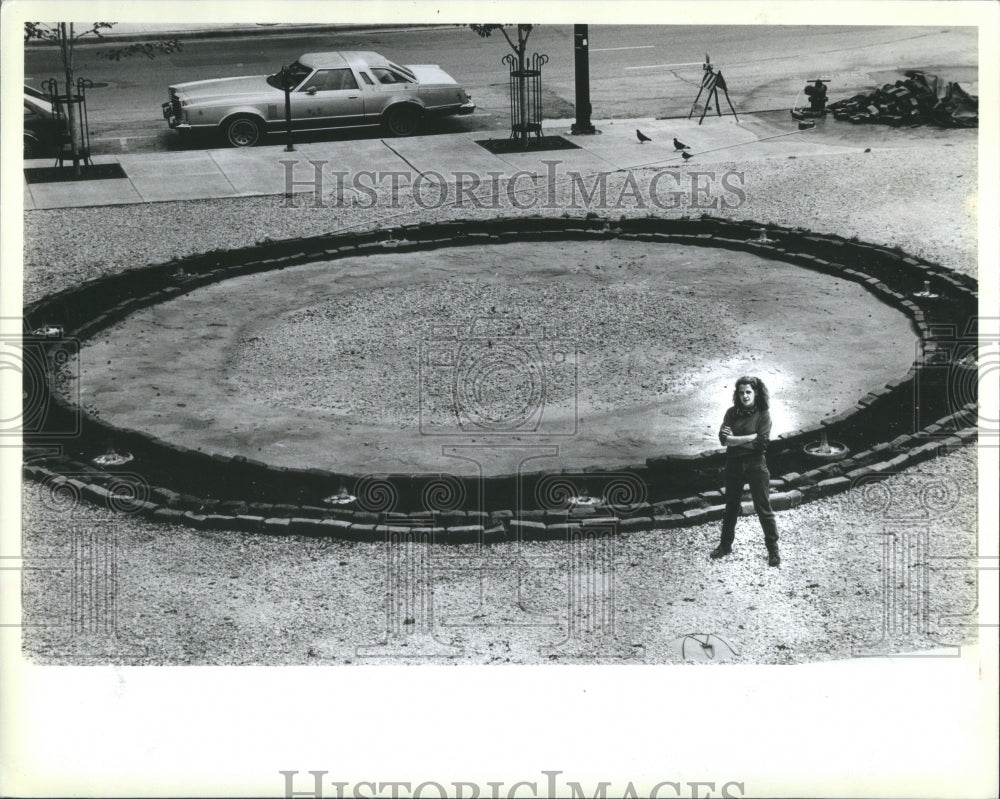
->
xmin=720 ymin=455 xmax=778 ymax=551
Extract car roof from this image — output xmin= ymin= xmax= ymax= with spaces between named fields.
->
xmin=298 ymin=51 xmax=392 ymax=70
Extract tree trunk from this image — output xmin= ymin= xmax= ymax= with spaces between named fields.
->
xmin=60 ymin=23 xmax=83 ymax=177
xmin=517 ymin=26 xmax=529 ymax=141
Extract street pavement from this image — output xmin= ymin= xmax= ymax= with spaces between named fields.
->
xmin=24 ymin=111 xmax=874 ymax=211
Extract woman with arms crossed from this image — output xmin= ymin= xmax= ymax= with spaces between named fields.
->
xmin=711 ymin=376 xmax=780 ymax=567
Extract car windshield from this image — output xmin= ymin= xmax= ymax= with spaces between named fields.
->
xmin=266 ymin=61 xmax=312 ymax=90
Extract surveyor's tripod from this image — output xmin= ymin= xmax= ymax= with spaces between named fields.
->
xmin=688 ymin=54 xmax=738 ymax=125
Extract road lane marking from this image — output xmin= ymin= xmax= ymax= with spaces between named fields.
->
xmin=590 ymin=45 xmax=655 ymax=52
xmin=627 ymin=62 xmax=705 ymax=70
xmin=91 ymin=135 xmax=160 ymax=141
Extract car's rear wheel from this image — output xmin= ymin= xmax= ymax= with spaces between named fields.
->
xmin=224 ymin=115 xmax=264 ymax=147
xmin=383 ymin=104 xmax=423 ymax=137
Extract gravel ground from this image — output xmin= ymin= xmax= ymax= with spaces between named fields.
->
xmin=70 ymin=240 xmax=914 ymax=473
xmin=20 ymin=131 xmax=981 ymax=664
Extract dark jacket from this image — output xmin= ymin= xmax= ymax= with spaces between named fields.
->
xmin=719 ymin=406 xmax=771 ymax=458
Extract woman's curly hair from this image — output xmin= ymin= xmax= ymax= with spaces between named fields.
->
xmin=732 ymin=375 xmax=769 ymax=410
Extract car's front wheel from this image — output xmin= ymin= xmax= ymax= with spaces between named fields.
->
xmin=383 ymin=104 xmax=423 ymax=137
xmin=224 ymin=115 xmax=264 ymax=147
xmin=24 ymin=135 xmax=40 ymax=159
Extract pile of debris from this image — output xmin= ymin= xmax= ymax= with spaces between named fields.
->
xmin=828 ymin=70 xmax=978 ymax=128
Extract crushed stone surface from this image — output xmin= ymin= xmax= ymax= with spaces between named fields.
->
xmin=21 ymin=134 xmax=981 ymax=664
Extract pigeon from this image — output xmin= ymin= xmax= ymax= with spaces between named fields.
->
xmin=673 ymin=137 xmax=689 ymax=150
xmin=864 ymin=147 xmax=871 ymax=153
xmin=681 ymin=150 xmax=693 ymax=160
xmin=636 ymin=129 xmax=652 ymax=143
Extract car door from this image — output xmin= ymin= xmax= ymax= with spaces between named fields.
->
xmin=290 ymin=68 xmax=365 ymax=129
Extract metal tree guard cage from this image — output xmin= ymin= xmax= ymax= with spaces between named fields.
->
xmin=42 ymin=76 xmax=94 ymax=167
xmin=504 ymin=52 xmax=548 ymax=143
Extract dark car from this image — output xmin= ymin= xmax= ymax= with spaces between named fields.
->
xmin=24 ymin=85 xmax=66 ymax=159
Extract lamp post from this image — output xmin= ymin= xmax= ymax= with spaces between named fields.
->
xmin=281 ymin=65 xmax=295 ymax=152
xmin=571 ymin=25 xmax=596 ymax=135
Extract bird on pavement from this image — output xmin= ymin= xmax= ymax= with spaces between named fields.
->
xmin=681 ymin=150 xmax=693 ymax=160
xmin=673 ymin=137 xmax=689 ymax=150
xmin=636 ymin=129 xmax=652 ymax=143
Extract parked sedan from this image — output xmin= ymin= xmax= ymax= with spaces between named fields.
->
xmin=24 ymin=85 xmax=65 ymax=158
xmin=162 ymin=50 xmax=475 ymax=146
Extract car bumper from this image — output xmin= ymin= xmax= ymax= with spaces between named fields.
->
xmin=432 ymin=99 xmax=476 ymax=118
xmin=162 ymin=102 xmax=191 ymax=130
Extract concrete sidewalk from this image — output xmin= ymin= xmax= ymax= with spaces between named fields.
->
xmin=23 ymin=113 xmax=875 ymax=212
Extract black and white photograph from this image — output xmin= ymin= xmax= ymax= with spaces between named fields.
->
xmin=2 ymin=1 xmax=997 ymax=797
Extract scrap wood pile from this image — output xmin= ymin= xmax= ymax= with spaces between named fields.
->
xmin=828 ymin=70 xmax=978 ymax=128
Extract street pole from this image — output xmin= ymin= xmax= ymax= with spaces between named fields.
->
xmin=571 ymin=24 xmax=596 ymax=135
xmin=282 ymin=65 xmax=295 ymax=152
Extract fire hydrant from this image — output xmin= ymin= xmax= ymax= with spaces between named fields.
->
xmin=804 ymin=79 xmax=829 ymax=114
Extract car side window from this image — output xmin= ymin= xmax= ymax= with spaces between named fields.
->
xmin=300 ymin=68 xmax=360 ymax=92
xmin=372 ymin=68 xmax=412 ymax=85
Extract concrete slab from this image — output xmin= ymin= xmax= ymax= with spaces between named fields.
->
xmin=203 ymin=140 xmax=413 ymax=198
xmin=279 ymin=139 xmax=419 ymax=203
xmin=23 ymin=155 xmax=134 ymax=209
xmin=299 ymin=138 xmax=413 ymax=177
xmin=27 ymin=178 xmax=143 ymax=210
xmin=567 ymin=117 xmax=761 ymax=170
xmin=492 ymin=143 xmax=619 ymax=179
xmin=117 ymin=151 xmax=225 ymax=178
xmin=117 ymin=151 xmax=241 ymax=202
xmin=207 ymin=146 xmax=323 ymax=196
xmin=382 ymin=134 xmax=508 ymax=179
xmin=132 ymin=174 xmax=242 ymax=203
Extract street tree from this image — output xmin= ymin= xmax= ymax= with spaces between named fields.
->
xmin=24 ymin=22 xmax=182 ymax=175
xmin=470 ymin=24 xmax=536 ymax=141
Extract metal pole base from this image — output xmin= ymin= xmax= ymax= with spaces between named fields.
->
xmin=570 ymin=122 xmax=598 ymax=135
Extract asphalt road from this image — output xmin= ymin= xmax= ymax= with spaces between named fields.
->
xmin=24 ymin=24 xmax=976 ymax=154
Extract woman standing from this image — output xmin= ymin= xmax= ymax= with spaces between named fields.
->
xmin=711 ymin=376 xmax=780 ymax=567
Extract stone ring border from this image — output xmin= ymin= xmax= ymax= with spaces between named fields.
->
xmin=23 ymin=214 xmax=979 ymax=541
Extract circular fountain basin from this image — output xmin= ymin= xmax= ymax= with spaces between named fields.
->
xmin=74 ymin=239 xmax=917 ymax=476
